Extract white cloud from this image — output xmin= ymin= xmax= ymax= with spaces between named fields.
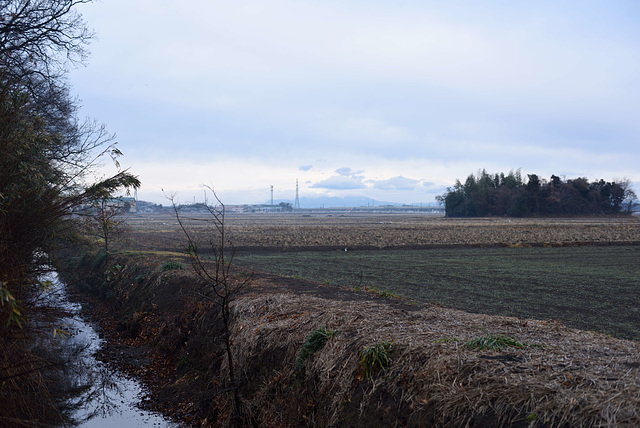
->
xmin=335 ymin=167 xmax=361 ymax=176
xmin=311 ymin=168 xmax=366 ymax=190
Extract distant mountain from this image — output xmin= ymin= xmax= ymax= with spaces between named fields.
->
xmin=267 ymin=196 xmax=435 ymax=209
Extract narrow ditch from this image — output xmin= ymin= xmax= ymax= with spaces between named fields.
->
xmin=33 ymin=271 xmax=177 ymax=427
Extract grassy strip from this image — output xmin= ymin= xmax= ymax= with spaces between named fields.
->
xmin=464 ymin=334 xmax=525 ymax=351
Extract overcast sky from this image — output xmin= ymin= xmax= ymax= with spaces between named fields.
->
xmin=70 ymin=0 xmax=640 ymax=205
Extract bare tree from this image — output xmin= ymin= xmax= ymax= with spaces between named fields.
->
xmin=0 ymin=0 xmax=93 ymax=79
xmin=169 ymin=187 xmax=250 ymax=423
xmin=617 ymin=178 xmax=638 ymax=213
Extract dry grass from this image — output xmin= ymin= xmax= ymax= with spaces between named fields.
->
xmin=114 ymin=212 xmax=640 ymax=426
xmin=125 ymin=213 xmax=640 ymax=251
xmin=230 ymin=290 xmax=640 ymax=427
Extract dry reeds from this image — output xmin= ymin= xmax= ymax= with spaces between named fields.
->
xmin=230 ymin=291 xmax=640 ymax=427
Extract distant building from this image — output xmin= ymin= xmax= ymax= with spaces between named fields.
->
xmin=72 ymin=196 xmax=137 ymax=215
xmin=136 ymin=200 xmax=165 ymax=213
xmin=247 ymin=202 xmax=293 ymax=213
xmin=116 ymin=197 xmax=136 ymax=213
xmin=226 ymin=205 xmax=247 ymax=213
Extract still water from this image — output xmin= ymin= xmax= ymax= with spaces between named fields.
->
xmin=35 ymin=272 xmax=177 ymax=427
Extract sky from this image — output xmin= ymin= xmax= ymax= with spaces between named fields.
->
xmin=69 ymin=0 xmax=640 ymax=206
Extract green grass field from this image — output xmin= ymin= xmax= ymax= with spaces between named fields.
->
xmin=234 ymin=245 xmax=640 ymax=340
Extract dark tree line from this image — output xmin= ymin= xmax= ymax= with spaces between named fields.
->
xmin=0 ymin=1 xmax=139 ymax=424
xmin=438 ymin=169 xmax=637 ymax=217
xmin=1 ymin=0 xmax=141 ymax=321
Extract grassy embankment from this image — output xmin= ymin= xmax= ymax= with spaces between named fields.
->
xmin=68 ymin=243 xmax=640 ymax=427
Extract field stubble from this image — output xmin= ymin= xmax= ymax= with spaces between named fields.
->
xmin=125 ymin=213 xmax=640 ymax=339
xmin=118 ymin=213 xmax=640 ymax=426
xmin=126 ymin=213 xmax=640 ymax=251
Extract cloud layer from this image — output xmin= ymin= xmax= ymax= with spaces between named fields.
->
xmin=72 ymin=0 xmax=640 ymax=204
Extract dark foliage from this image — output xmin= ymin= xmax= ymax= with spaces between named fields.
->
xmin=0 ymin=1 xmax=139 ymax=425
xmin=438 ymin=169 xmax=637 ymax=217
xmin=295 ymin=328 xmax=337 ymax=374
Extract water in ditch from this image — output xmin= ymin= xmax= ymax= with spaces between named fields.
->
xmin=33 ymin=272 xmax=178 ymax=427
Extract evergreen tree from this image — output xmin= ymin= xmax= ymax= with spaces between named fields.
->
xmin=439 ymin=170 xmax=637 ymax=217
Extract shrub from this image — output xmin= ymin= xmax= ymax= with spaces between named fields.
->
xmin=360 ymin=341 xmax=393 ymax=379
xmin=160 ymin=261 xmax=185 ymax=272
xmin=91 ymin=251 xmax=108 ymax=270
xmin=295 ymin=328 xmax=338 ymax=373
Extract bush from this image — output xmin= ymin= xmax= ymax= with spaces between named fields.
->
xmin=360 ymin=341 xmax=393 ymax=379
xmin=160 ymin=261 xmax=185 ymax=272
xmin=295 ymin=328 xmax=338 ymax=373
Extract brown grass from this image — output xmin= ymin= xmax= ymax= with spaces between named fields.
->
xmin=231 ymin=290 xmax=640 ymax=427
xmin=125 ymin=213 xmax=640 ymax=252
xmin=98 ymin=212 xmax=640 ymax=426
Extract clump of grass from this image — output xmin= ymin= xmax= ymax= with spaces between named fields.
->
xmin=295 ymin=328 xmax=338 ymax=373
xmin=160 ymin=261 xmax=185 ymax=272
xmin=376 ymin=289 xmax=398 ymax=298
xmin=464 ymin=333 xmax=525 ymax=352
xmin=360 ymin=341 xmax=393 ymax=380
xmin=361 ymin=286 xmax=399 ymax=299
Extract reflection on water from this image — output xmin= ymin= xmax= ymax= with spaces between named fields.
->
xmin=33 ymin=272 xmax=177 ymax=427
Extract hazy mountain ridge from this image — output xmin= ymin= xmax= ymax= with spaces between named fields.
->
xmin=268 ymin=196 xmax=439 ymax=209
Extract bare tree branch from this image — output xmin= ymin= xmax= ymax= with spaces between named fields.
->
xmin=168 ymin=187 xmax=251 ymax=423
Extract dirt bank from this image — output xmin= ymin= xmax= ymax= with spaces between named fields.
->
xmin=67 ymin=253 xmax=640 ymax=427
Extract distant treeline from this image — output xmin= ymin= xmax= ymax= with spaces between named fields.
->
xmin=438 ymin=169 xmax=637 ymax=217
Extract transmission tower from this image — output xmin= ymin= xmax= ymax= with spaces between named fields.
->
xmin=270 ymin=185 xmax=274 ymax=206
xmin=294 ymin=179 xmax=300 ymax=209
